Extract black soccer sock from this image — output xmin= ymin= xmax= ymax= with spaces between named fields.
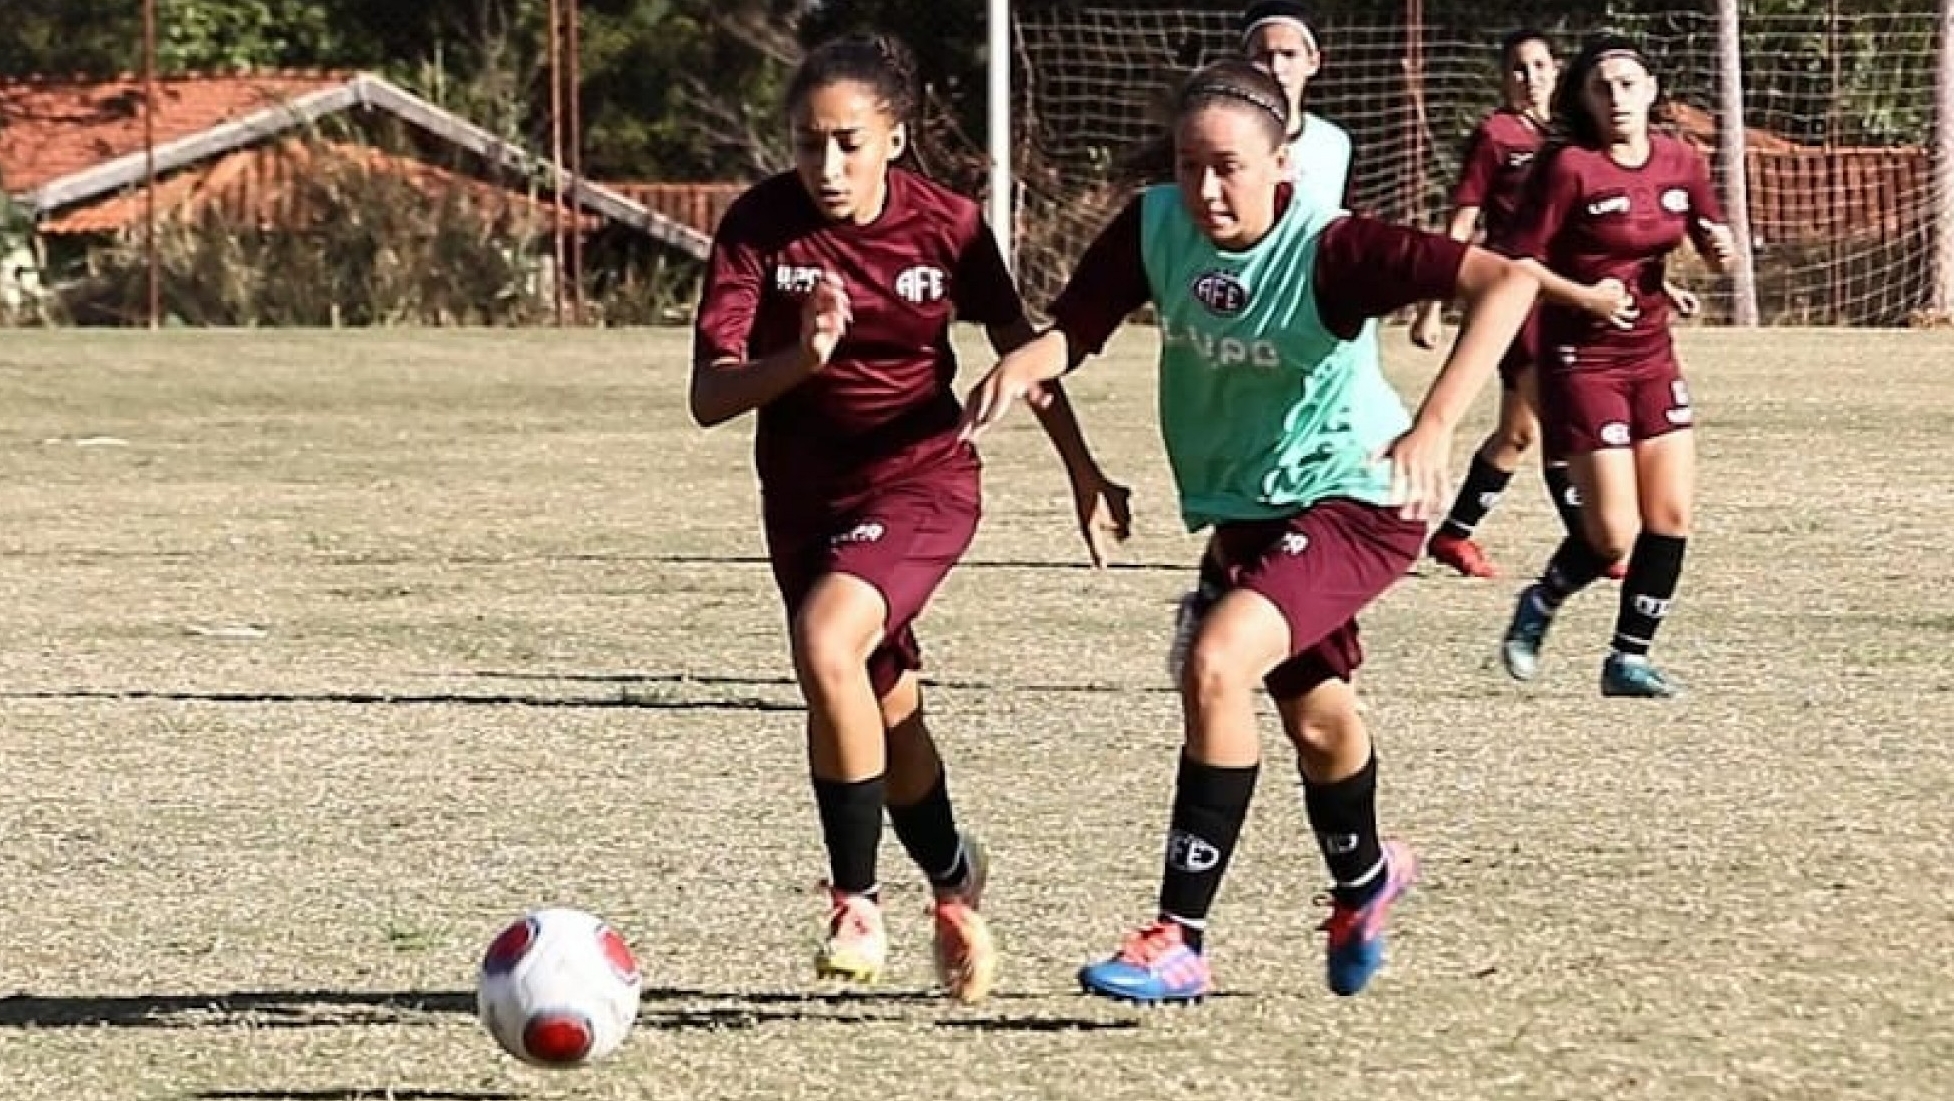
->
xmin=1613 ymin=533 xmax=1688 ymax=657
xmin=1302 ymin=753 xmax=1387 ymax=906
xmin=812 ymin=775 xmax=885 ymax=897
xmin=1542 ymin=461 xmax=1585 ymax=541
xmin=1536 ymin=534 xmax=1613 ymax=612
xmin=886 ymin=769 xmax=969 ymax=891
xmin=1156 ymin=754 xmax=1259 ymax=951
xmin=1438 ymin=453 xmax=1515 ymax=540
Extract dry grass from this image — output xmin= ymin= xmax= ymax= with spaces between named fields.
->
xmin=0 ymin=326 xmax=1949 ymax=1101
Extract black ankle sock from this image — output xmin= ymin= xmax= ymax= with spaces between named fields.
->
xmin=887 ymin=770 xmax=967 ymax=889
xmin=1302 ymin=753 xmax=1386 ymax=906
xmin=1613 ymin=533 xmax=1687 ymax=657
xmin=1156 ymin=754 xmax=1259 ymax=951
xmin=1438 ymin=453 xmax=1514 ymax=539
xmin=1537 ymin=534 xmax=1612 ymax=611
xmin=812 ymin=775 xmax=884 ymax=897
xmin=1542 ymin=462 xmax=1585 ymax=541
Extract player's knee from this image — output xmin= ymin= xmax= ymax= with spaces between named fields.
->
xmin=789 ymin=613 xmax=874 ymax=690
xmin=1287 ymin=702 xmax=1362 ymax=760
xmin=1180 ymin=635 xmax=1259 ymax=704
xmin=1491 ymin=418 xmax=1538 ymax=457
xmin=1582 ymin=518 xmax=1638 ymax=563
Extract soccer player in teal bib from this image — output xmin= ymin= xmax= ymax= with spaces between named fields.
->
xmin=960 ymin=59 xmax=1540 ymax=1003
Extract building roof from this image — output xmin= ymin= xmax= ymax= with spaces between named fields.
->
xmin=37 ymin=136 xmax=604 ymax=236
xmin=0 ymin=71 xmax=708 ymax=257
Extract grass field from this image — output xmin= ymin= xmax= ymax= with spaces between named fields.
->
xmin=1 ymin=326 xmax=1949 ymax=1101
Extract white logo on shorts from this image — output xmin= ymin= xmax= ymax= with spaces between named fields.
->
xmin=1661 ymin=187 xmax=1691 ymax=213
xmin=1600 ymin=421 xmax=1632 ymax=447
xmin=1666 ymin=405 xmax=1695 ymax=426
xmin=831 ymin=521 xmax=886 ymax=546
xmin=1281 ymin=533 xmax=1311 ymax=556
xmin=1166 ymin=830 xmax=1221 ymax=872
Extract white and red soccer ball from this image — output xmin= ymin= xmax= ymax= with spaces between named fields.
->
xmin=476 ymin=907 xmax=641 ymax=1068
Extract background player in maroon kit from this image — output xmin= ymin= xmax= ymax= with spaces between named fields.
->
xmin=1496 ymin=34 xmax=1737 ymax=698
xmin=1413 ymin=29 xmax=1695 ymax=581
xmin=690 ymin=33 xmax=1129 ymax=1001
xmin=1411 ymin=28 xmax=1567 ymax=579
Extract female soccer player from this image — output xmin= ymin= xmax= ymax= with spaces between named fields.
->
xmin=690 ymin=33 xmax=1129 ymax=1002
xmin=1412 ymin=28 xmax=1564 ymax=578
xmin=1241 ymin=0 xmax=1350 ymax=208
xmin=1495 ymin=35 xmax=1736 ymax=698
xmin=1415 ymin=30 xmax=1694 ymax=580
xmin=960 ymin=59 xmax=1539 ymax=1003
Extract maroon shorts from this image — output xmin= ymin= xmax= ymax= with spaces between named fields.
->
xmin=1204 ymin=498 xmax=1424 ymax=701
xmin=1538 ymin=350 xmax=1695 ymax=457
xmin=764 ymin=462 xmax=980 ymax=698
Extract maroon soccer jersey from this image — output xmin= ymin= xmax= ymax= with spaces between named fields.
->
xmin=693 ymin=168 xmax=1025 ymax=508
xmin=1500 ymin=135 xmax=1726 ymax=370
xmin=1049 ymin=188 xmax=1467 ymax=355
xmin=1452 ymin=108 xmax=1547 ymax=246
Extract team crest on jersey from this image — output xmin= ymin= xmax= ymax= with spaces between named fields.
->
xmin=1660 ymin=187 xmax=1691 ymax=213
xmin=1191 ymin=270 xmax=1250 ymax=317
xmin=774 ymin=265 xmax=824 ymax=294
xmin=894 ymin=265 xmax=947 ymax=304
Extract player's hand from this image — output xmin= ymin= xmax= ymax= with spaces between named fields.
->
xmin=1071 ymin=471 xmax=1133 ymax=569
xmin=1582 ymin=276 xmax=1639 ymax=330
xmin=1381 ymin=417 xmax=1455 ymax=523
xmin=1666 ymin=283 xmax=1701 ymax=318
xmin=1409 ymin=302 xmax=1444 ymax=350
xmin=958 ymin=361 xmax=1040 ymax=443
xmin=799 ymin=272 xmax=851 ymax=368
xmin=1697 ymin=218 xmax=1737 ymax=270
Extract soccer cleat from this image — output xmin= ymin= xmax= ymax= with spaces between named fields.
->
xmin=1077 ymin=920 xmax=1212 ymax=1004
xmin=815 ymin=889 xmax=887 ymax=985
xmin=1427 ymin=531 xmax=1499 ymax=578
xmin=930 ymin=832 xmax=999 ymax=1004
xmin=1501 ymin=584 xmax=1555 ymax=681
xmin=1319 ymin=839 xmax=1419 ymax=997
xmin=1601 ymin=652 xmax=1681 ymax=698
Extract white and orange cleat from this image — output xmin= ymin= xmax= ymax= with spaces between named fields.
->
xmin=929 ymin=832 xmax=998 ymax=1004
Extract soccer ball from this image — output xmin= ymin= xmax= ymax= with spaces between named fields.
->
xmin=476 ymin=907 xmax=641 ymax=1068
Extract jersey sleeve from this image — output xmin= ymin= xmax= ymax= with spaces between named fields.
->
xmin=692 ymin=204 xmax=766 ymax=366
xmin=952 ymin=207 xmax=1028 ymax=327
xmin=1312 ymin=216 xmax=1470 ymax=340
xmin=1451 ymin=121 xmax=1498 ymax=208
xmin=1047 ymin=196 xmax=1153 ymax=359
xmin=1680 ymin=143 xmax=1731 ymax=258
xmin=1498 ymin=144 xmax=1580 ymax=263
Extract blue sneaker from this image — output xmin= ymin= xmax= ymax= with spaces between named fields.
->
xmin=1078 ymin=920 xmax=1211 ymax=1004
xmin=1320 ymin=839 xmax=1418 ymax=997
xmin=1501 ymin=585 xmax=1555 ymax=681
xmin=1601 ymin=652 xmax=1681 ymax=698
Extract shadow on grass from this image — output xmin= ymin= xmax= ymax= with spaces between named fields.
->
xmin=195 ymin=1092 xmax=516 ymax=1101
xmin=0 ymin=984 xmax=1127 ymax=1034
xmin=0 ymin=688 xmax=802 ymax=712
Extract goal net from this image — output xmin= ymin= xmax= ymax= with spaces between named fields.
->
xmin=1012 ymin=5 xmax=1947 ymax=326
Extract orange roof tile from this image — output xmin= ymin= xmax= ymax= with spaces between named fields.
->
xmin=39 ymin=137 xmax=603 ymax=236
xmin=0 ymin=72 xmax=351 ymax=195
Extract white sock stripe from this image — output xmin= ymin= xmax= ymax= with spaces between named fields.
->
xmin=1160 ymin=912 xmax=1207 ymax=930
xmin=932 ymin=838 xmax=967 ymax=884
xmin=1337 ymin=856 xmax=1387 ymax=891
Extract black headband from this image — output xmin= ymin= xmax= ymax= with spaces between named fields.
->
xmin=1183 ymin=81 xmax=1287 ymax=125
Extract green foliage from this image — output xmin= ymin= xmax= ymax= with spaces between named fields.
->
xmin=158 ymin=0 xmax=345 ymax=71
